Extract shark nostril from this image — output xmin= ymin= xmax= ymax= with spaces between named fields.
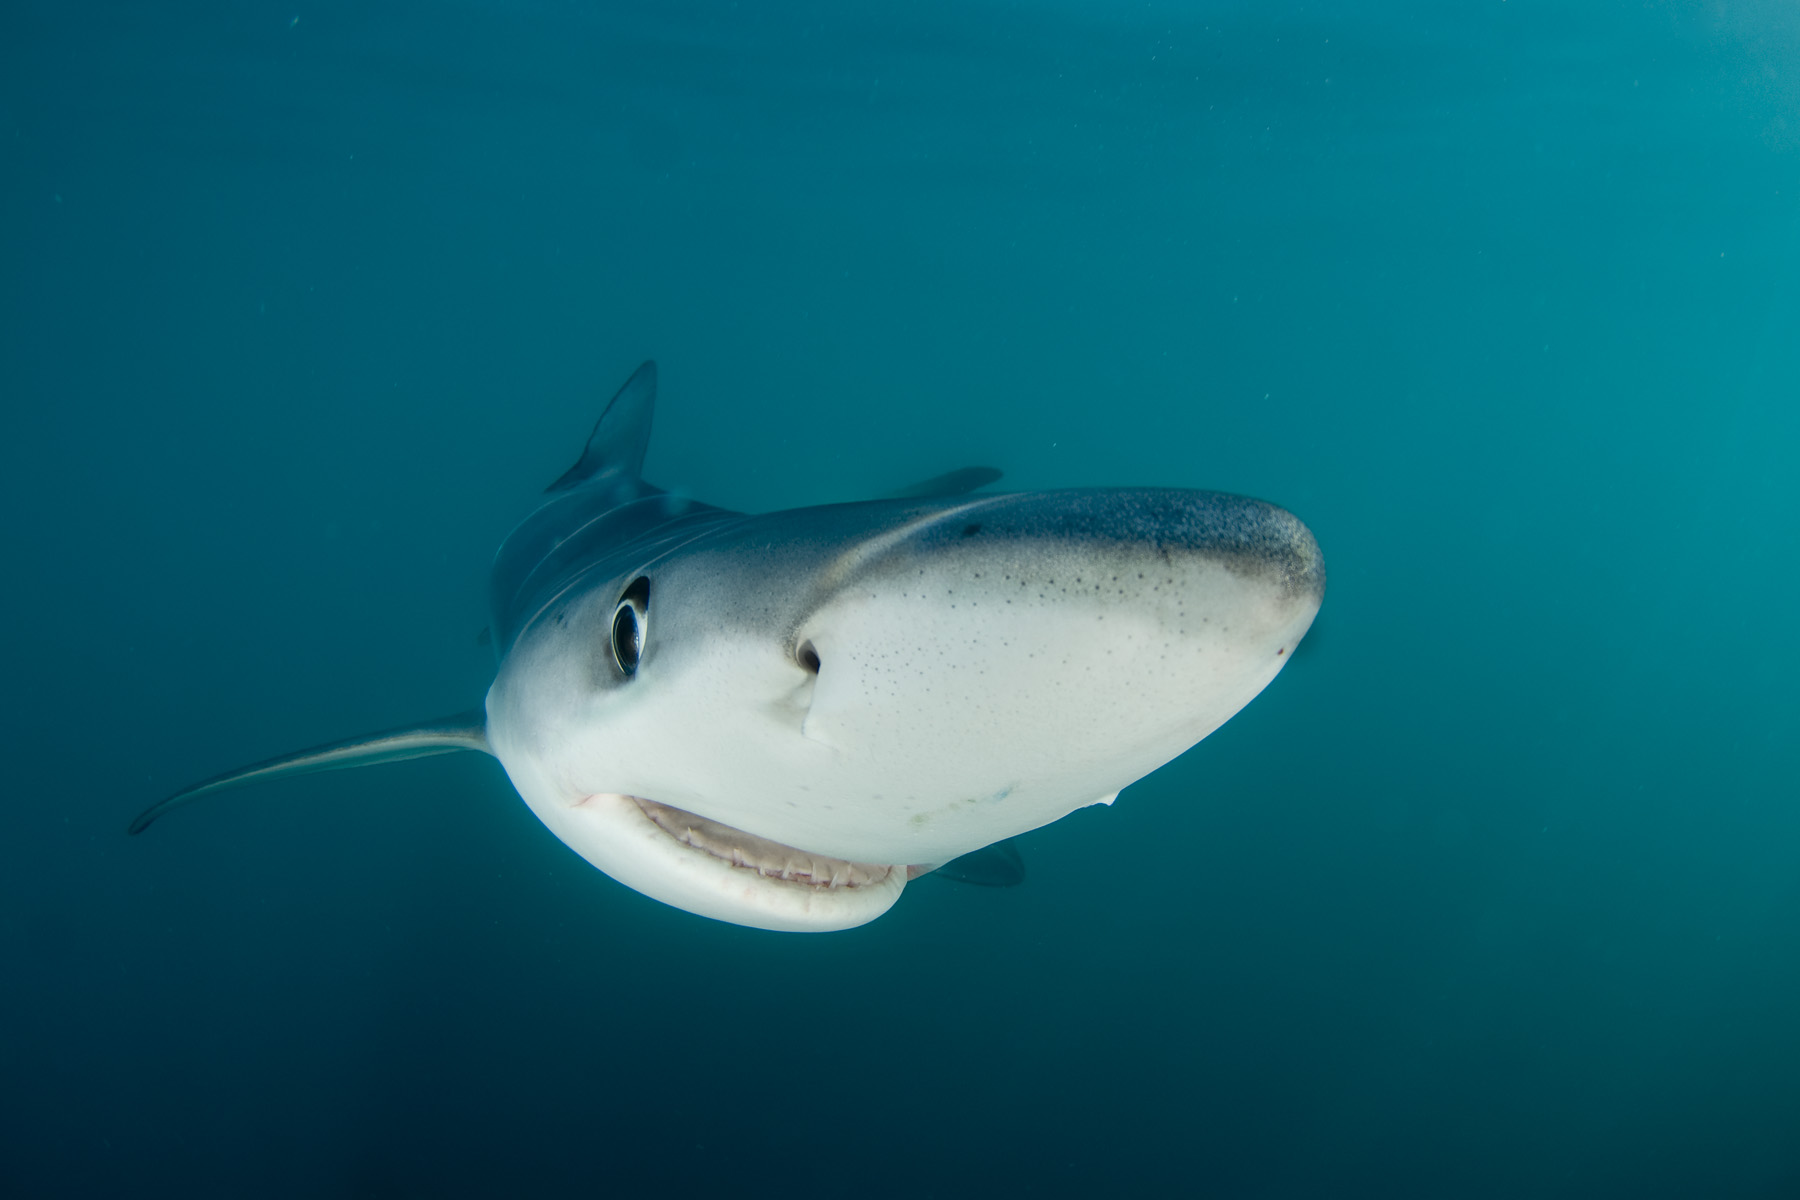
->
xmin=797 ymin=640 xmax=821 ymax=674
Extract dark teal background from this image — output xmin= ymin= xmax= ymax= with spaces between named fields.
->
xmin=4 ymin=2 xmax=1797 ymax=1195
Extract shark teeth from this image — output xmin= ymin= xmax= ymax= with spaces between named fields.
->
xmin=632 ymin=797 xmax=894 ymax=889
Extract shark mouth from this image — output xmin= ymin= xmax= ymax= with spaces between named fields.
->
xmin=630 ymin=796 xmax=897 ymax=889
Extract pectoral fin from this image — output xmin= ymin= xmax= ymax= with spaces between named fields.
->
xmin=128 ymin=711 xmax=491 ymax=835
xmin=931 ymin=837 xmax=1027 ymax=887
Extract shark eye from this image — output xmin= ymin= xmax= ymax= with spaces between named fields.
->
xmin=610 ymin=576 xmax=651 ymax=677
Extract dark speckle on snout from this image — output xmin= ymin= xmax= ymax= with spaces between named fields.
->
xmin=1067 ymin=490 xmax=1326 ymax=604
xmin=903 ymin=488 xmax=1325 ymax=605
xmin=1201 ymin=497 xmax=1326 ymax=604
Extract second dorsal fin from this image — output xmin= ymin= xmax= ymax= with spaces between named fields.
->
xmin=547 ymin=360 xmax=657 ymax=492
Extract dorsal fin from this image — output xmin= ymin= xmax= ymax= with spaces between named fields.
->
xmin=547 ymin=360 xmax=657 ymax=492
xmin=127 ymin=711 xmax=492 ymax=835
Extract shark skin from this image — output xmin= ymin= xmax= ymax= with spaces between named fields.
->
xmin=132 ymin=362 xmax=1324 ymax=932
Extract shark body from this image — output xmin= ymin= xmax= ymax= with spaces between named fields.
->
xmin=132 ymin=362 xmax=1324 ymax=931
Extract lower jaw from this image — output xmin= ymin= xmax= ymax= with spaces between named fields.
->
xmin=630 ymin=796 xmax=904 ymax=890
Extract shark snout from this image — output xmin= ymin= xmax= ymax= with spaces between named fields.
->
xmin=762 ymin=487 xmax=1324 ymax=865
xmin=1002 ymin=487 xmax=1324 ymax=609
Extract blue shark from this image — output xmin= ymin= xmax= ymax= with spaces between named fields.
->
xmin=131 ymin=362 xmax=1324 ymax=931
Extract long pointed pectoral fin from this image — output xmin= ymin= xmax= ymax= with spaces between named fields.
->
xmin=128 ymin=711 xmax=492 ymax=835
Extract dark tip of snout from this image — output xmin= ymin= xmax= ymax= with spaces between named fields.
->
xmin=1134 ymin=491 xmax=1326 ymax=604
xmin=1252 ymin=503 xmax=1326 ymax=604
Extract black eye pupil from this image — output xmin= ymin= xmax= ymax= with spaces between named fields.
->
xmin=610 ymin=576 xmax=651 ymax=677
xmin=612 ymin=604 xmax=641 ymax=674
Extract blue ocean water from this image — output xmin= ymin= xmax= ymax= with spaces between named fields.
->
xmin=4 ymin=1 xmax=1797 ymax=1195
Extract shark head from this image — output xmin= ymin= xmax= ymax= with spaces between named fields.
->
xmin=484 ymin=367 xmax=1323 ymax=932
